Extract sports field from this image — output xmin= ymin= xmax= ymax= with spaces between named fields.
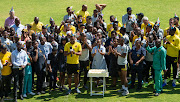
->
xmin=1 ymin=0 xmax=180 ymax=102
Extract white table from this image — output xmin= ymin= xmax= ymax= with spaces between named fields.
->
xmin=87 ymin=69 xmax=109 ymax=96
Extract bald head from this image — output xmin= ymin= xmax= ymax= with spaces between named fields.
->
xmin=34 ymin=17 xmax=39 ymax=24
xmin=15 ymin=18 xmax=20 ymax=27
xmin=155 ymin=39 xmax=161 ymax=48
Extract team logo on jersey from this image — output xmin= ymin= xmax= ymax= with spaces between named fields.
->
xmin=159 ymin=49 xmax=161 ymax=52
xmin=75 ymin=45 xmax=77 ymax=48
xmin=137 ymin=54 xmax=140 ymax=57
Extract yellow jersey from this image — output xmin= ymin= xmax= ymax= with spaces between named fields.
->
xmin=164 ymin=34 xmax=180 ymax=57
xmin=141 ymin=21 xmax=154 ymax=35
xmin=64 ymin=42 xmax=82 ymax=64
xmin=132 ymin=35 xmax=146 ymax=44
xmin=164 ymin=27 xmax=180 ymax=37
xmin=76 ymin=10 xmax=90 ymax=24
xmin=30 ymin=22 xmax=44 ymax=33
xmin=0 ymin=52 xmax=12 ymax=76
xmin=60 ymin=25 xmax=76 ymax=34
xmin=107 ymin=22 xmax=122 ymax=35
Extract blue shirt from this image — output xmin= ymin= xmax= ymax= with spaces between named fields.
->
xmin=38 ymin=42 xmax=52 ymax=59
xmin=131 ymin=46 xmax=146 ymax=66
xmin=11 ymin=24 xmax=24 ymax=36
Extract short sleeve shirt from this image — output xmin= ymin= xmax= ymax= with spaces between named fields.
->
xmin=64 ymin=42 xmax=82 ymax=64
xmin=131 ymin=46 xmax=146 ymax=65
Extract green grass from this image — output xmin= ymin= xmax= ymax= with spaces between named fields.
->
xmin=1 ymin=0 xmax=180 ymax=102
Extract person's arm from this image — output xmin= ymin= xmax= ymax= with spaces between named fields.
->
xmin=160 ymin=49 xmax=167 ymax=70
xmin=33 ymin=49 xmax=38 ymax=62
xmin=129 ymin=52 xmax=133 ymax=65
xmin=146 ymin=46 xmax=155 ymax=54
xmin=74 ymin=44 xmax=82 ymax=56
xmin=91 ymin=47 xmax=97 ymax=57
xmin=169 ymin=38 xmax=180 ymax=51
xmin=22 ymin=53 xmax=28 ymax=68
xmin=135 ymin=48 xmax=146 ymax=66
xmin=98 ymin=47 xmax=105 ymax=55
xmin=85 ymin=40 xmax=92 ymax=51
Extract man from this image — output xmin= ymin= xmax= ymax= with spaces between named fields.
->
xmin=11 ymin=18 xmax=24 ymax=36
xmin=0 ymin=45 xmax=12 ymax=99
xmin=48 ymin=17 xmax=56 ymax=33
xmin=63 ymin=7 xmax=77 ymax=25
xmin=11 ymin=42 xmax=27 ymax=102
xmin=164 ymin=18 xmax=180 ymax=37
xmin=129 ymin=40 xmax=146 ymax=91
xmin=141 ymin=16 xmax=154 ymax=35
xmin=31 ymin=41 xmax=46 ymax=94
xmin=30 ymin=17 xmax=44 ymax=33
xmin=47 ymin=47 xmax=59 ymax=91
xmin=4 ymin=7 xmax=18 ymax=27
xmin=11 ymin=35 xmax=20 ymax=52
xmin=78 ymin=33 xmax=92 ymax=89
xmin=114 ymin=37 xmax=129 ymax=96
xmin=163 ymin=27 xmax=180 ymax=87
xmin=174 ymin=14 xmax=180 ymax=30
xmin=1 ymin=30 xmax=13 ymax=52
xmin=92 ymin=9 xmax=99 ymax=25
xmin=153 ymin=19 xmax=164 ymax=40
xmin=122 ymin=7 xmax=136 ymax=34
xmin=84 ymin=16 xmax=92 ymax=28
xmin=136 ymin=13 xmax=144 ymax=27
xmin=38 ymin=37 xmax=52 ymax=59
xmin=146 ymin=39 xmax=167 ymax=96
xmin=64 ymin=34 xmax=82 ymax=94
xmin=40 ymin=26 xmax=50 ymax=41
xmin=76 ymin=5 xmax=90 ymax=24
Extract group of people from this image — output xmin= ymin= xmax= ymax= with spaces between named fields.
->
xmin=0 ymin=4 xmax=180 ymax=102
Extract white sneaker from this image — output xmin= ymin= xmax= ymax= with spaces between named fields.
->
xmin=41 ymin=91 xmax=45 ymax=94
xmin=37 ymin=92 xmax=41 ymax=95
xmin=76 ymin=88 xmax=81 ymax=94
xmin=122 ymin=90 xmax=129 ymax=96
xmin=28 ymin=92 xmax=35 ymax=95
xmin=118 ymin=88 xmax=125 ymax=93
xmin=23 ymin=94 xmax=27 ymax=98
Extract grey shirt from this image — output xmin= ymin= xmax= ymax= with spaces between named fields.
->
xmin=122 ymin=14 xmax=136 ymax=32
xmin=117 ymin=44 xmax=128 ymax=65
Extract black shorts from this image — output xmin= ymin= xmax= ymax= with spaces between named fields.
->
xmin=59 ymin=63 xmax=66 ymax=72
xmin=117 ymin=65 xmax=127 ymax=72
xmin=79 ymin=60 xmax=89 ymax=71
xmin=66 ymin=64 xmax=80 ymax=74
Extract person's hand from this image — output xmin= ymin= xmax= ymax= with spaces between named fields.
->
xmin=60 ymin=49 xmax=63 ymax=53
xmin=27 ymin=63 xmax=31 ymax=66
xmin=98 ymin=49 xmax=101 ymax=53
xmin=109 ymin=26 xmax=113 ymax=31
xmin=21 ymin=65 xmax=25 ymax=68
xmin=135 ymin=61 xmax=139 ymax=66
xmin=94 ymin=49 xmax=97 ymax=54
xmin=49 ymin=68 xmax=52 ymax=73
xmin=9 ymin=62 xmax=12 ymax=67
xmin=113 ymin=48 xmax=118 ymax=54
xmin=146 ymin=40 xmax=149 ymax=47
xmin=166 ymin=40 xmax=171 ymax=44
xmin=130 ymin=60 xmax=133 ymax=65
xmin=3 ymin=61 xmax=8 ymax=66
xmin=34 ymin=49 xmax=38 ymax=53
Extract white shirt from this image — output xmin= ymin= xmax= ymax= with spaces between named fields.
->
xmin=78 ymin=40 xmax=91 ymax=61
xmin=11 ymin=49 xmax=28 ymax=69
xmin=117 ymin=44 xmax=128 ymax=65
xmin=91 ymin=45 xmax=107 ymax=69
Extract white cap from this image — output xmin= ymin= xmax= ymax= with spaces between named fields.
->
xmin=142 ymin=16 xmax=148 ymax=21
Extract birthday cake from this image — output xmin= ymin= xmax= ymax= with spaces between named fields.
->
xmin=87 ymin=69 xmax=109 ymax=77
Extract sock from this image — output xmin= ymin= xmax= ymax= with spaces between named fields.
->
xmin=164 ymin=79 xmax=167 ymax=84
xmin=122 ymin=85 xmax=125 ymax=89
xmin=173 ymin=79 xmax=176 ymax=83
